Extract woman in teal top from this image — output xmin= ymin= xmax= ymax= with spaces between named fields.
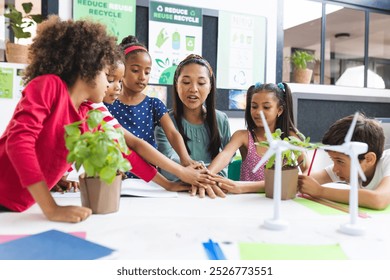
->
xmin=155 ymin=110 xmax=231 ymax=181
xmin=155 ymin=54 xmax=231 ymax=186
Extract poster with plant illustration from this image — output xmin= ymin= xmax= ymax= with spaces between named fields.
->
xmin=73 ymin=0 xmax=136 ymax=42
xmin=149 ymin=1 xmax=202 ymax=85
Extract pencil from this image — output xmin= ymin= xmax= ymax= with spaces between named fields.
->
xmin=307 ymin=148 xmax=317 ymax=176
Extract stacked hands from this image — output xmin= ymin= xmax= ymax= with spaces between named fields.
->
xmin=184 ymin=161 xmax=239 ymax=198
xmin=53 ymin=161 xmax=240 ymax=199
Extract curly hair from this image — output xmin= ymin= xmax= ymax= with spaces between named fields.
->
xmin=23 ymin=15 xmax=118 ymax=87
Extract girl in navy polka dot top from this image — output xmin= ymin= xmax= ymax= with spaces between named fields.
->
xmin=105 ymin=36 xmax=195 ymax=178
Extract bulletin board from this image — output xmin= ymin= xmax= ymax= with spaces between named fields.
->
xmin=135 ymin=4 xmax=266 ymax=117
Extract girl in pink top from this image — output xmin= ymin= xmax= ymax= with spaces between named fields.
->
xmin=0 ymin=16 xmax=119 ymax=222
xmin=208 ymin=82 xmax=308 ymax=193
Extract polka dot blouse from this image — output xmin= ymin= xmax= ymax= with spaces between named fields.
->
xmin=105 ymin=96 xmax=168 ymax=148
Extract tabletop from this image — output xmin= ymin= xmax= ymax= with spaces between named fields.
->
xmin=1 ymin=184 xmax=390 ymax=260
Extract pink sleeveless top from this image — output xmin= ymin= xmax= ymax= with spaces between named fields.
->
xmin=240 ymin=130 xmax=265 ymax=181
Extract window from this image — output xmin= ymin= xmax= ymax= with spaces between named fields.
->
xmin=282 ymin=0 xmax=390 ymax=89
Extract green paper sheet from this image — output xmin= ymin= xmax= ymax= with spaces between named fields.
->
xmin=293 ymin=197 xmax=390 ymax=215
xmin=293 ymin=197 xmax=346 ymax=215
xmin=239 ymin=242 xmax=348 ymax=260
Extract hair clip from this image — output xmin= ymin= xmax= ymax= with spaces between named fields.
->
xmin=277 ymin=82 xmax=285 ymax=91
xmin=255 ymin=82 xmax=262 ymax=89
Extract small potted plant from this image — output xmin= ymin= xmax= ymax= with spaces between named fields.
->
xmin=65 ymin=110 xmax=131 ymax=214
xmin=257 ymin=129 xmax=320 ymax=200
xmin=290 ymin=50 xmax=315 ymax=84
xmin=4 ymin=2 xmax=43 ymax=63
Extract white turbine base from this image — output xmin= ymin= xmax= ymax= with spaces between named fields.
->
xmin=339 ymin=223 xmax=365 ymax=236
xmin=263 ymin=218 xmax=289 ymax=230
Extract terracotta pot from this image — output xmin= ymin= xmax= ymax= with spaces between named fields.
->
xmin=5 ymin=41 xmax=29 ymax=64
xmin=293 ymin=68 xmax=313 ymax=84
xmin=79 ymin=174 xmax=122 ymax=214
xmin=264 ymin=167 xmax=298 ymax=200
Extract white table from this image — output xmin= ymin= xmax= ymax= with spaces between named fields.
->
xmin=1 ymin=191 xmax=390 ymax=260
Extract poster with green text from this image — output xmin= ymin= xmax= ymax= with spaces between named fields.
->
xmin=73 ymin=0 xmax=136 ymax=42
xmin=149 ymin=1 xmax=203 ymax=85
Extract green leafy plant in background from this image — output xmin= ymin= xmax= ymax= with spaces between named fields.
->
xmin=65 ymin=110 xmax=131 ymax=184
xmin=256 ymin=129 xmax=321 ymax=169
xmin=4 ymin=2 xmax=43 ymax=40
xmin=290 ymin=50 xmax=315 ymax=70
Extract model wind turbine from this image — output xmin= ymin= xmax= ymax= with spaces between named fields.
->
xmin=320 ymin=112 xmax=367 ymax=236
xmin=253 ymin=111 xmax=306 ymax=230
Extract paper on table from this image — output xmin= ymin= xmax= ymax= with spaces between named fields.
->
xmin=239 ymin=242 xmax=348 ymax=260
xmin=121 ymin=179 xmax=178 ymax=198
xmin=51 ymin=179 xmax=178 ymax=198
xmin=294 ymin=196 xmax=390 ymax=215
xmin=0 ymin=232 xmax=86 ymax=244
xmin=0 ymin=230 xmax=114 ymax=260
xmin=293 ymin=196 xmax=347 ymax=215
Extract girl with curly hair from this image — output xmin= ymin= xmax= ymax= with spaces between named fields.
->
xmin=0 ymin=16 xmax=118 ymax=223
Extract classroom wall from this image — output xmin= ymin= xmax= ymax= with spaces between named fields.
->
xmin=0 ymin=0 xmax=278 ymax=135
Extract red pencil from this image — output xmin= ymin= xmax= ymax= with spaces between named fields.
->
xmin=307 ymin=149 xmax=317 ymax=176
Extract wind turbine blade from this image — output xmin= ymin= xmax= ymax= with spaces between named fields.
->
xmin=351 ymin=157 xmax=367 ymax=182
xmin=253 ymin=148 xmax=274 ymax=173
xmin=260 ymin=111 xmax=273 ymax=142
xmin=284 ymin=142 xmax=307 ymax=153
xmin=320 ymin=145 xmax=345 ymax=154
xmin=344 ymin=112 xmax=359 ymax=143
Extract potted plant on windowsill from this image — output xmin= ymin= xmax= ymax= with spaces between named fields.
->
xmin=65 ymin=110 xmax=131 ymax=214
xmin=290 ymin=50 xmax=315 ymax=84
xmin=4 ymin=2 xmax=43 ymax=64
xmin=256 ymin=129 xmax=320 ymax=200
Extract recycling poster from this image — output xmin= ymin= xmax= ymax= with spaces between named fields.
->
xmin=216 ymin=11 xmax=266 ymax=90
xmin=149 ymin=1 xmax=203 ymax=85
xmin=73 ymin=0 xmax=136 ymax=42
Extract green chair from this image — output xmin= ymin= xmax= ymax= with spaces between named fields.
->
xmin=228 ymin=159 xmax=242 ymax=181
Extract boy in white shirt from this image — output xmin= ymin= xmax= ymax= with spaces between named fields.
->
xmin=298 ymin=113 xmax=390 ymax=210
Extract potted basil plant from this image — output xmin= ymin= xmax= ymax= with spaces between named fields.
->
xmin=65 ymin=110 xmax=131 ymax=214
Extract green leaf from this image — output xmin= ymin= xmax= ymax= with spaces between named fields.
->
xmin=87 ymin=110 xmax=104 ymax=130
xmin=22 ymin=2 xmax=33 ymax=14
xmin=99 ymin=166 xmax=117 ymax=184
xmin=155 ymin=59 xmax=166 ymax=68
xmin=64 ymin=122 xmax=82 ymax=136
xmin=83 ymin=160 xmax=96 ymax=177
xmin=30 ymin=14 xmax=43 ymax=23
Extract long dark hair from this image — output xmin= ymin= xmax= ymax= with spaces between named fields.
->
xmin=172 ymin=54 xmax=221 ymax=159
xmin=245 ymin=82 xmax=297 ymax=137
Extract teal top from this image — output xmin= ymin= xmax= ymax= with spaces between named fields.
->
xmin=155 ymin=110 xmax=231 ymax=181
